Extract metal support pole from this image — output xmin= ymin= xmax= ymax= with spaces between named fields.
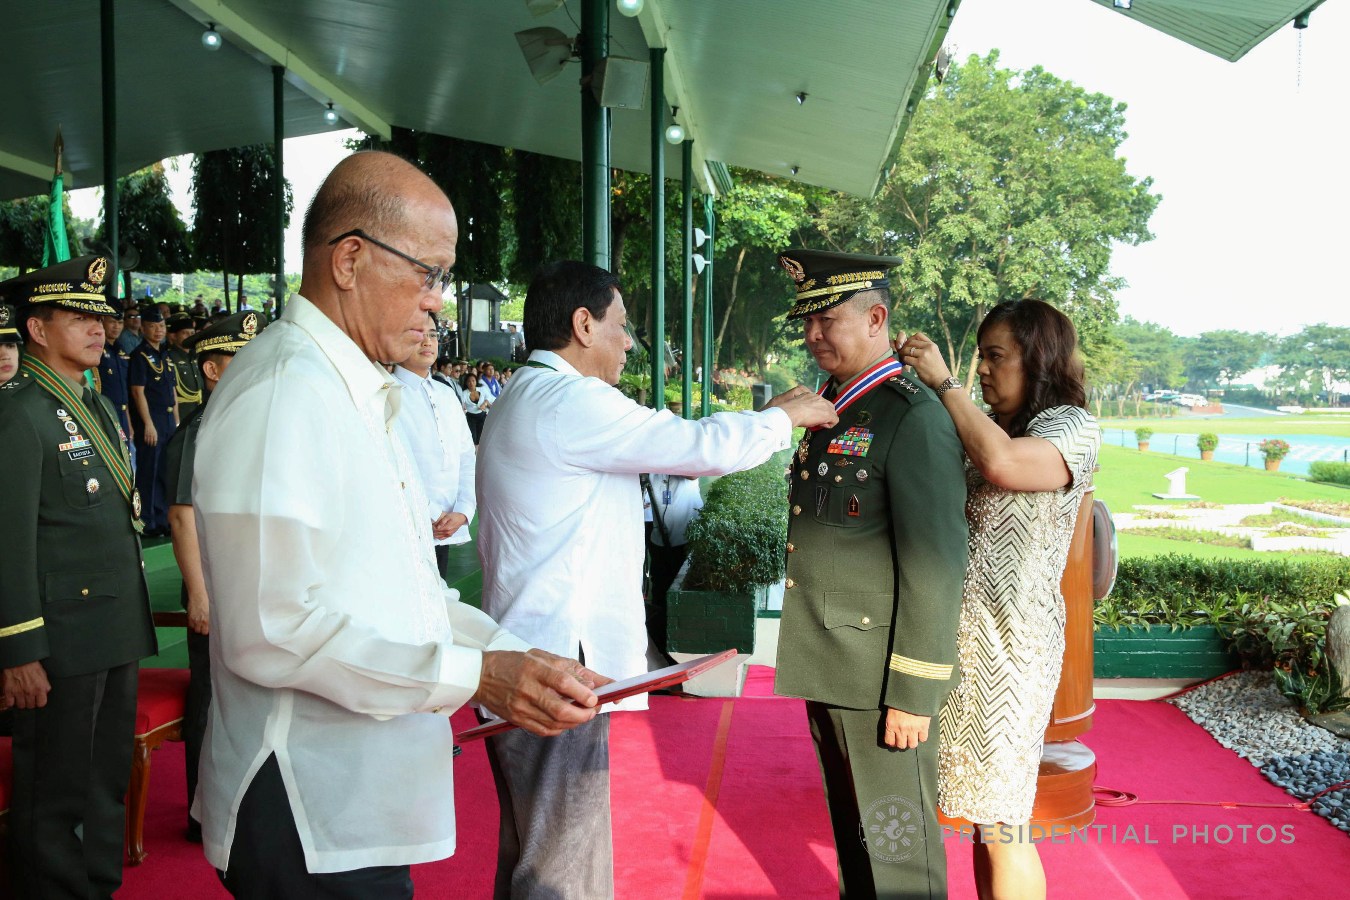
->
xmin=649 ymin=48 xmax=666 ymax=410
xmin=580 ymin=0 xmax=611 ymax=269
xmin=681 ymin=140 xmax=693 ymax=419
xmin=701 ymin=194 xmax=714 ymax=418
xmin=273 ymin=66 xmax=286 ymax=317
xmin=101 ymin=0 xmax=118 ymax=300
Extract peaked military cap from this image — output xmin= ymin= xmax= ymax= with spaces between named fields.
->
xmin=777 ymin=248 xmax=904 ymax=320
xmin=140 ymin=306 xmax=164 ymax=324
xmin=166 ymin=313 xmax=195 ymax=333
xmin=184 ymin=310 xmax=262 ymax=356
xmin=0 ymin=255 xmax=119 ymax=317
xmin=0 ymin=303 xmax=21 ymax=344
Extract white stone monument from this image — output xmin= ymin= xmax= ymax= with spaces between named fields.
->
xmin=1152 ymin=467 xmax=1199 ymax=500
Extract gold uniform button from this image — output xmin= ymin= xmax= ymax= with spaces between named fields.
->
xmin=800 ymin=470 xmax=809 ymax=480
xmin=792 ymin=505 xmax=802 ymax=516
xmin=80 ymin=588 xmax=90 ymax=596
xmin=786 ymin=542 xmax=795 ymax=553
xmin=82 ymin=460 xmax=90 ymax=466
xmin=862 ymin=616 xmax=871 ymax=625
xmin=785 ymin=578 xmax=796 ymax=589
xmin=833 ymin=475 xmax=843 ymax=483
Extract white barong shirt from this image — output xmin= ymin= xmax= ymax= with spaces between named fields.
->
xmin=476 ymin=349 xmax=792 ymax=712
xmin=192 ymin=295 xmax=528 ymax=873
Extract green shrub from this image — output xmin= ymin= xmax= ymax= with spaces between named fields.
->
xmin=1134 ymin=427 xmax=1154 ymax=442
xmin=683 ymin=454 xmax=790 ymax=593
xmin=1197 ymin=432 xmax=1219 ymax=452
xmin=1308 ymin=461 xmax=1350 ymax=487
xmin=1101 ymin=556 xmax=1350 ymax=713
xmin=724 ymin=384 xmax=753 ymax=410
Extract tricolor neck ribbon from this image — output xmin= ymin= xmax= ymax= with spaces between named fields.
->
xmin=22 ymin=357 xmax=136 ymax=509
xmin=810 ymin=357 xmax=907 ymax=432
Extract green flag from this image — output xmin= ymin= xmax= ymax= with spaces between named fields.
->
xmin=41 ymin=170 xmax=70 ymax=267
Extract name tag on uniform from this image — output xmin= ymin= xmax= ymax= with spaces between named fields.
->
xmin=68 ymin=447 xmax=95 ymax=461
xmin=827 ymin=427 xmax=873 ymax=457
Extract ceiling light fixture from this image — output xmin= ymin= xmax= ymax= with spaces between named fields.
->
xmin=1113 ymin=0 xmax=1132 ymax=9
xmin=790 ymin=165 xmax=800 ymax=176
xmin=324 ymin=103 xmax=340 ymax=125
xmin=201 ymin=22 xmax=222 ymax=50
xmin=617 ymin=0 xmax=644 ymax=17
xmin=665 ymin=107 xmax=686 ymax=144
xmin=796 ymin=92 xmax=807 ymax=105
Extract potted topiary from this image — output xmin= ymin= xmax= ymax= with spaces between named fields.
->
xmin=1135 ymin=426 xmax=1154 ymax=452
xmin=1259 ymin=438 xmax=1291 ymax=472
xmin=1197 ymin=432 xmax=1218 ymax=461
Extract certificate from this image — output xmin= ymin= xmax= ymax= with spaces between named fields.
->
xmin=456 ymin=648 xmax=738 ymax=743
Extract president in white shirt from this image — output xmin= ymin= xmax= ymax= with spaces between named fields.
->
xmin=476 ymin=259 xmax=838 ymax=898
xmin=192 ymin=152 xmax=607 ymax=898
xmin=393 ymin=311 xmax=476 ymax=580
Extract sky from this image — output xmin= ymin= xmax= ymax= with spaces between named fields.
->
xmin=70 ymin=0 xmax=1349 ymax=338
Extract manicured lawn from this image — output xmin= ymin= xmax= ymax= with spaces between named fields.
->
xmin=1093 ymin=443 xmax=1349 ymax=512
xmin=1115 ymin=531 xmax=1330 ymax=561
xmin=1100 ymin=414 xmax=1350 ymax=438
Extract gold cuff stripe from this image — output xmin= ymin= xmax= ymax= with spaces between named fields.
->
xmin=0 ymin=617 xmax=45 ymax=639
xmin=888 ymin=654 xmax=953 ymax=680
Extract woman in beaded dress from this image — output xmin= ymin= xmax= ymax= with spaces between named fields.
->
xmin=899 ymin=300 xmax=1100 ymax=900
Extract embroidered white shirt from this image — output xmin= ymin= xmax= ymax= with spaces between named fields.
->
xmin=393 ymin=366 xmax=476 ymax=546
xmin=192 ymin=295 xmax=528 ymax=873
xmin=476 ymin=349 xmax=791 ymax=712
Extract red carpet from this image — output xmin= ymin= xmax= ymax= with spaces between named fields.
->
xmin=116 ymin=685 xmax=1344 ymax=899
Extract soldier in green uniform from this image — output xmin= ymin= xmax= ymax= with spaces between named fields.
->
xmin=0 ymin=303 xmax=22 ymax=387
xmin=164 ymin=310 xmax=259 ymax=842
xmin=0 ymin=255 xmax=158 ymax=897
xmin=165 ymin=313 xmax=203 ymax=421
xmin=772 ymin=249 xmax=969 ymax=899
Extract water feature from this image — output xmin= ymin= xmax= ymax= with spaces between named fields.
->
xmin=1102 ymin=429 xmax=1350 ymax=476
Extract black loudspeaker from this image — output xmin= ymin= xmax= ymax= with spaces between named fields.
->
xmin=752 ymin=383 xmax=772 ymax=411
xmin=591 ymin=56 xmax=649 ymax=109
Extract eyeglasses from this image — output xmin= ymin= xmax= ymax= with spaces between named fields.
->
xmin=327 ymin=228 xmax=454 ymax=295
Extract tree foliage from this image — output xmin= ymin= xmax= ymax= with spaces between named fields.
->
xmin=1183 ymin=329 xmax=1266 ymax=388
xmin=0 ymin=193 xmax=76 ymax=272
xmin=1273 ymin=324 xmax=1350 ymax=395
xmin=96 ymin=163 xmax=191 ymax=273
xmin=814 ymin=52 xmax=1159 ymax=384
xmin=191 ymin=144 xmax=293 ymax=308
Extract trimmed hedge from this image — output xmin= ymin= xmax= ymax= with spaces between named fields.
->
xmin=1309 ymin=460 xmax=1350 ymax=487
xmin=1110 ymin=554 xmax=1350 ymax=613
xmin=683 ymin=453 xmax=789 ymax=593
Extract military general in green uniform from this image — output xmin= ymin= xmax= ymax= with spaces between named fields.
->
xmin=165 ymin=313 xmax=204 ymax=422
xmin=773 ymin=249 xmax=969 ymax=899
xmin=0 ymin=255 xmax=158 ymax=897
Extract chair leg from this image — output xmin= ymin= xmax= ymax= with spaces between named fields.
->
xmin=125 ymin=738 xmax=151 ymax=865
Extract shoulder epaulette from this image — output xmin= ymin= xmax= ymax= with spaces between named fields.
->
xmin=882 ymin=374 xmax=932 ymax=405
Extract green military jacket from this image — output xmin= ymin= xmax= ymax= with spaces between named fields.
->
xmin=166 ymin=345 xmax=202 ymax=421
xmin=774 ymin=372 xmax=969 ymax=715
xmin=164 ymin=401 xmax=206 ymax=507
xmin=0 ymin=372 xmax=157 ymax=678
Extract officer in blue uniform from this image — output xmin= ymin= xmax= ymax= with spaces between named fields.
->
xmin=93 ymin=308 xmax=135 ymax=460
xmin=128 ymin=307 xmax=178 ymax=536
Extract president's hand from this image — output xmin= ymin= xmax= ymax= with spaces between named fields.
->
xmin=765 ymin=385 xmax=839 ymax=430
xmin=883 ymin=707 xmax=931 ymax=750
xmin=473 ymin=649 xmax=613 ymax=737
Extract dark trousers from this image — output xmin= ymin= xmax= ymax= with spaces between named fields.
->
xmin=182 ymin=584 xmax=212 ymax=827
xmin=218 ymin=755 xmax=413 ymax=899
xmin=805 ymin=702 xmax=947 ymax=900
xmin=434 ymin=543 xmax=449 ymax=581
xmin=485 ymin=714 xmax=613 ymax=899
xmin=134 ymin=410 xmax=175 ymax=532
xmin=8 ymin=661 xmax=139 ymax=900
xmin=465 ymin=411 xmax=486 ymax=444
xmin=645 ymin=541 xmax=688 ymax=659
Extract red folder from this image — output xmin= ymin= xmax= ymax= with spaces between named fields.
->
xmin=456 ymin=648 xmax=739 ymax=743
